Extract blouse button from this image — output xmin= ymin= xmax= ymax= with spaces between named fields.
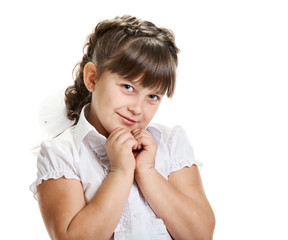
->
xmin=133 ymin=212 xmax=139 ymax=218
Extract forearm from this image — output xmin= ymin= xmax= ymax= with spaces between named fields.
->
xmin=135 ymin=168 xmax=214 ymax=240
xmin=65 ymin=171 xmax=134 ymax=240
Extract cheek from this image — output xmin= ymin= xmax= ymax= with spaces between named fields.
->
xmin=143 ymin=104 xmax=159 ymax=121
xmin=94 ymin=89 xmax=117 ymax=109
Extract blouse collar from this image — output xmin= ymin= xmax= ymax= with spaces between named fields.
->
xmin=73 ymin=104 xmax=106 ymax=150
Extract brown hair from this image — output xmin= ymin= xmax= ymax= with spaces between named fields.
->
xmin=65 ymin=15 xmax=179 ymax=123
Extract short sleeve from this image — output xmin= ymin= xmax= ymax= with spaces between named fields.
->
xmin=29 ymin=139 xmax=80 ymax=200
xmin=167 ymin=126 xmax=203 ymax=175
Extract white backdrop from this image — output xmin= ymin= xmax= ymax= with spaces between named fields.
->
xmin=1 ymin=0 xmax=287 ymax=239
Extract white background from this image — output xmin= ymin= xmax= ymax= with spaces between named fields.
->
xmin=1 ymin=0 xmax=287 ymax=239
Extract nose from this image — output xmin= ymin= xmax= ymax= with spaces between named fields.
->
xmin=127 ymin=104 xmax=141 ymax=115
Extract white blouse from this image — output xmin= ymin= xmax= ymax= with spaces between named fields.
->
xmin=30 ymin=104 xmax=202 ymax=240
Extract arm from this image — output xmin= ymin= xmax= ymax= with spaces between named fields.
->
xmin=38 ymin=172 xmax=133 ymax=240
xmin=132 ymin=129 xmax=215 ymax=240
xmin=135 ymin=165 xmax=215 ymax=240
xmin=37 ymin=128 xmax=137 ymax=240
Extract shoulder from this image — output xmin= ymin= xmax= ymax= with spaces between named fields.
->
xmin=38 ymin=126 xmax=77 ymax=159
xmin=148 ymin=123 xmax=202 ymax=175
xmin=36 ymin=126 xmax=80 ymax=176
xmin=30 ymin=127 xmax=81 ymax=200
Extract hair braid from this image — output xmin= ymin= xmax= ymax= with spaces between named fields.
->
xmin=64 ymin=28 xmax=99 ymax=122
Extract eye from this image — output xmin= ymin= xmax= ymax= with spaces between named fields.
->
xmin=123 ymin=84 xmax=134 ymax=92
xmin=148 ymin=94 xmax=159 ymax=101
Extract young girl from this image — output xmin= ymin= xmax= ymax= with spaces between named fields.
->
xmin=30 ymin=15 xmax=215 ymax=240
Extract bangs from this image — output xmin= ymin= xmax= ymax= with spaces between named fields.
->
xmin=105 ymin=38 xmax=177 ymax=97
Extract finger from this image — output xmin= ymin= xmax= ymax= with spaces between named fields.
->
xmin=131 ymin=128 xmax=146 ymax=138
xmin=112 ymin=130 xmax=137 ymax=148
xmin=123 ymin=137 xmax=138 ymax=149
xmin=107 ymin=128 xmax=127 ymax=142
xmin=133 ymin=130 xmax=156 ymax=149
xmin=132 ymin=129 xmax=151 ymax=141
xmin=131 ymin=128 xmax=143 ymax=136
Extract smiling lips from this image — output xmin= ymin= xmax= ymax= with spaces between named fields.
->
xmin=117 ymin=113 xmax=138 ymax=126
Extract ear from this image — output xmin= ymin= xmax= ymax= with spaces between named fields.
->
xmin=83 ymin=62 xmax=98 ymax=92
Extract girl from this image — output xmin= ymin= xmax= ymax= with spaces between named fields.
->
xmin=30 ymin=15 xmax=215 ymax=240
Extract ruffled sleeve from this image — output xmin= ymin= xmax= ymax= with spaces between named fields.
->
xmin=29 ymin=138 xmax=80 ymax=200
xmin=167 ymin=126 xmax=203 ymax=175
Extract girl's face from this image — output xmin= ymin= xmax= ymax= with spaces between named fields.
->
xmin=88 ymin=71 xmax=163 ymax=138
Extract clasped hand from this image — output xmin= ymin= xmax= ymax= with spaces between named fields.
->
xmin=106 ymin=128 xmax=157 ymax=174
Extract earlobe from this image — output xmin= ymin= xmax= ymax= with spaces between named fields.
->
xmin=83 ymin=62 xmax=98 ymax=92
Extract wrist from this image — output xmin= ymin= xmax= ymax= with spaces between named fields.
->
xmin=135 ymin=166 xmax=155 ymax=181
xmin=109 ymin=168 xmax=135 ymax=178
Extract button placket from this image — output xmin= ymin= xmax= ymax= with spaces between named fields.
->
xmin=130 ymin=182 xmax=150 ymax=239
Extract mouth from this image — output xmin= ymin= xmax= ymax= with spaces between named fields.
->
xmin=117 ymin=113 xmax=138 ymax=126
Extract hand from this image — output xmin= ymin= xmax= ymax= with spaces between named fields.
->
xmin=131 ymin=129 xmax=158 ymax=173
xmin=106 ymin=128 xmax=138 ymax=174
